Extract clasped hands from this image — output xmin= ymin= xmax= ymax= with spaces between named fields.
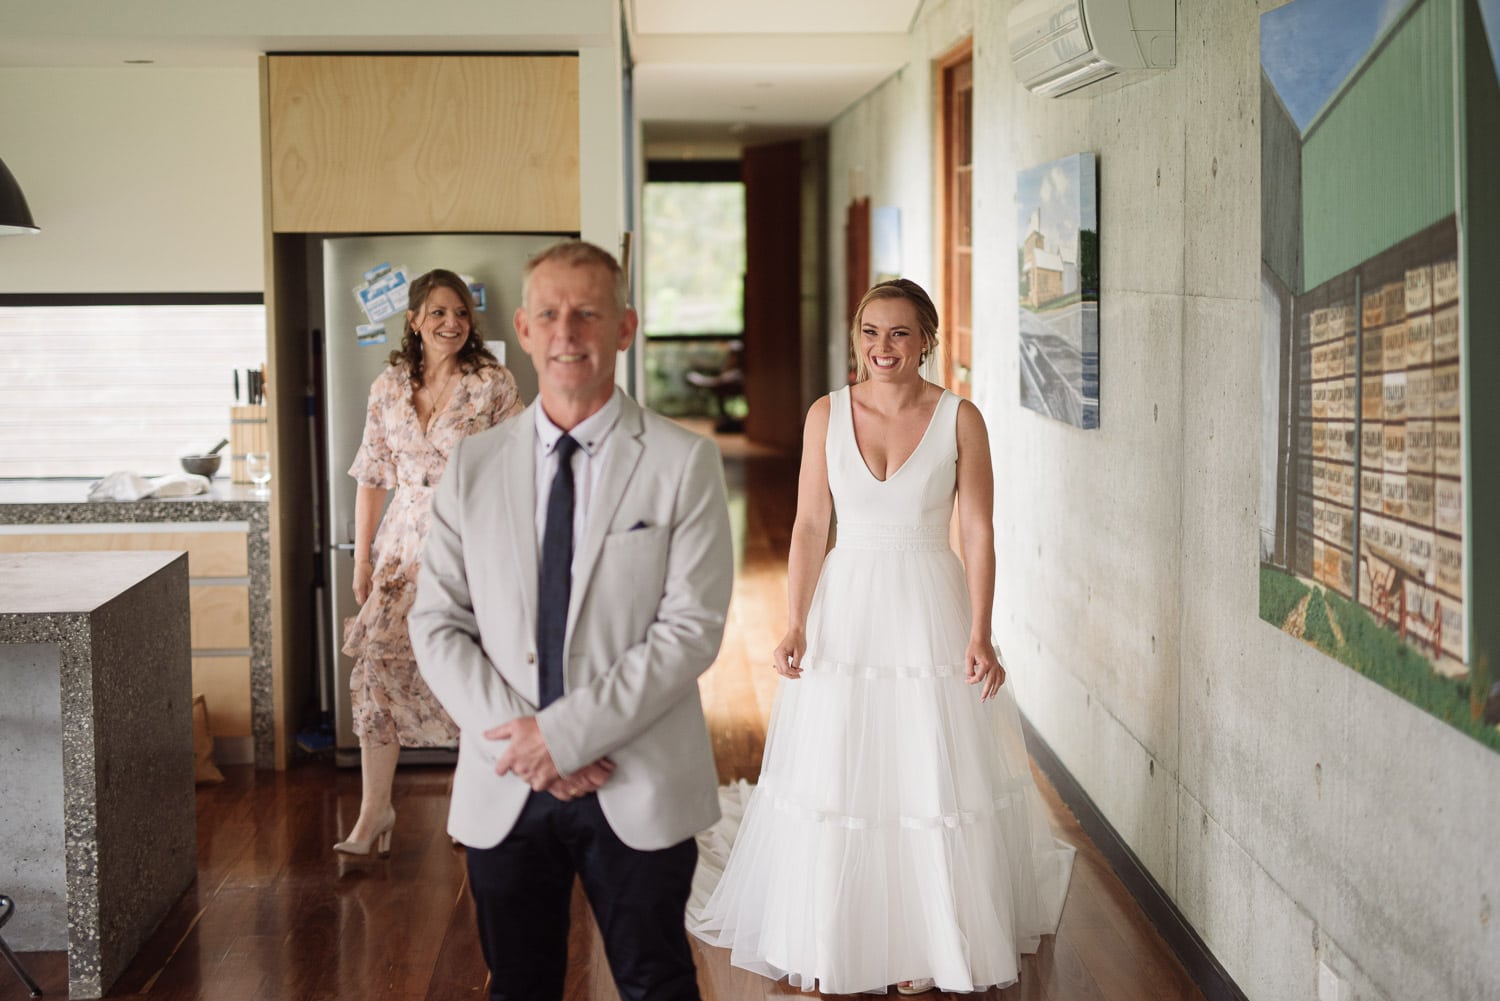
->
xmin=486 ymin=716 xmax=614 ymax=801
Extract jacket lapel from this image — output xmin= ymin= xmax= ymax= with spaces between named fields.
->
xmin=564 ymin=395 xmax=644 ymax=642
xmin=498 ymin=403 xmax=539 ymax=649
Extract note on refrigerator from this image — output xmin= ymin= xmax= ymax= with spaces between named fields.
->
xmin=353 ymin=263 xmax=411 ymax=324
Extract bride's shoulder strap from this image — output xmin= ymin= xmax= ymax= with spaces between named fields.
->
xmin=828 ymin=383 xmax=851 ymax=418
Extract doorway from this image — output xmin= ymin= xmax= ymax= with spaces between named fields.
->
xmin=640 ymin=160 xmax=747 ymax=431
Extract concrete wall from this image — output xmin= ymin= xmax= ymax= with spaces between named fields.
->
xmin=827 ymin=1 xmax=1500 ymax=999
xmin=824 ymin=1 xmax=957 ymax=391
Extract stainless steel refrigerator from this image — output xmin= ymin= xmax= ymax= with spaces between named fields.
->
xmin=321 ymin=233 xmax=558 ymax=762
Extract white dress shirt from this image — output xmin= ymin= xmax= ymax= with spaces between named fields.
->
xmin=533 ymin=388 xmax=624 ymax=568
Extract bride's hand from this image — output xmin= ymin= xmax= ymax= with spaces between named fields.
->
xmin=772 ymin=630 xmax=806 ymax=679
xmin=965 ymin=638 xmax=1006 ymax=701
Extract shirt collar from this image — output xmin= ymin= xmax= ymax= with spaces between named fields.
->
xmin=534 ymin=388 xmax=623 ymax=458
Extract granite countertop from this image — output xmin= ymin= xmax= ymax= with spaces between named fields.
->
xmin=0 ymin=479 xmax=267 ymax=506
xmin=0 ymin=550 xmax=184 ymax=617
xmin=0 ymin=479 xmax=268 ymax=526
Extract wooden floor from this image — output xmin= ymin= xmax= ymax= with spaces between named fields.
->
xmin=3 ymin=428 xmax=1205 ymax=1001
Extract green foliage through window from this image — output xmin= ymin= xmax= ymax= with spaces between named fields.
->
xmin=643 ymin=182 xmax=745 ymax=336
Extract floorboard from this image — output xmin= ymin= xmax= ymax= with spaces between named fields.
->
xmin=0 ymin=427 xmax=1205 ymax=1001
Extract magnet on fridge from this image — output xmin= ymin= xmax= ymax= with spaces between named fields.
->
xmin=464 ymin=276 xmax=486 ymax=312
xmin=356 ymin=323 xmax=387 ymax=346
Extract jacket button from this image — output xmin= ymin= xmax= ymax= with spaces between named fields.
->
xmin=526 ymin=653 xmax=536 ymax=664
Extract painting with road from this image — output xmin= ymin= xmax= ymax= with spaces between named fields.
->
xmin=1017 ymin=152 xmax=1098 ymax=429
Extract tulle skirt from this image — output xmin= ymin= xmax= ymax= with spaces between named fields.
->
xmin=689 ymin=543 xmax=1075 ymax=995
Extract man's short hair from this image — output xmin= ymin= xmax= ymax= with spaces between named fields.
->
xmin=522 ymin=240 xmax=628 ymax=313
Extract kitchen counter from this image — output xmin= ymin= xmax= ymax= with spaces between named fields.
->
xmin=0 ymin=477 xmax=268 ymax=512
xmin=0 ymin=479 xmax=275 ymax=767
xmin=0 ymin=551 xmax=196 ymax=999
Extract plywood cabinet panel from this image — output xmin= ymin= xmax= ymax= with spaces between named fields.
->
xmin=192 ymin=657 xmax=252 ymax=737
xmin=0 ymin=529 xmax=248 ymax=576
xmin=1 ymin=513 xmax=272 ymax=766
xmin=268 ymin=55 xmax=580 ymax=233
xmin=189 ymin=585 xmax=251 ymax=649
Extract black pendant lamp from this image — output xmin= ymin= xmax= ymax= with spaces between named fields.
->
xmin=0 ymin=156 xmax=39 ymax=235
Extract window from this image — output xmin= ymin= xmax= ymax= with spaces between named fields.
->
xmin=642 ymin=181 xmax=746 ymax=337
xmin=0 ymin=300 xmax=265 ymax=478
xmin=641 ymin=174 xmax=747 ymax=416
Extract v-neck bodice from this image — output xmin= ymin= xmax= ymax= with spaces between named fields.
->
xmin=826 ymin=385 xmax=958 ymax=538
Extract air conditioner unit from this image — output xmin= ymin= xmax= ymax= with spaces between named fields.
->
xmin=1009 ymin=0 xmax=1175 ymax=98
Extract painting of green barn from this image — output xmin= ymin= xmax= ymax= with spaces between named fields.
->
xmin=1259 ymin=0 xmax=1500 ymax=751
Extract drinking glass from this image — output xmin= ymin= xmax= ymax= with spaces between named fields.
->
xmin=246 ymin=452 xmax=272 ymax=496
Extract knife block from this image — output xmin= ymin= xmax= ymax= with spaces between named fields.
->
xmin=230 ymin=405 xmax=268 ymax=484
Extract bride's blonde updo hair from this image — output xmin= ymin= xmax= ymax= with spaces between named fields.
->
xmin=848 ymin=278 xmax=940 ymax=382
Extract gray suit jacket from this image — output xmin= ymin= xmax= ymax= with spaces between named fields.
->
xmin=410 ymin=392 xmax=733 ymax=850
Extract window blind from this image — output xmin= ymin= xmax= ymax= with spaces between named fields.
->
xmin=0 ymin=303 xmax=266 ymax=478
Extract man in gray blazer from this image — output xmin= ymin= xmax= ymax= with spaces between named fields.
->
xmin=410 ymin=240 xmax=733 ymax=1001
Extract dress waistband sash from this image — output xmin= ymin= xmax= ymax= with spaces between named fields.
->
xmin=834 ymin=522 xmax=950 ymax=552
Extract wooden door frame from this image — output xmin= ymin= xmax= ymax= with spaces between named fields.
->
xmin=934 ymin=37 xmax=973 ymax=395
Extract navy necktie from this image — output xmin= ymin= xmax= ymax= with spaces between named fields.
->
xmin=538 ymin=434 xmax=580 ymax=708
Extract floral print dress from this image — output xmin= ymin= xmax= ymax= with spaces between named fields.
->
xmin=343 ymin=361 xmax=524 ymax=747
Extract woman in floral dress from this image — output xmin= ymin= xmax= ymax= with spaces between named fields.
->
xmin=335 ymin=268 xmax=524 ymax=856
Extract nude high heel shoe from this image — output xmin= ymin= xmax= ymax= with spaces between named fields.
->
xmin=333 ymin=806 xmax=396 ymax=857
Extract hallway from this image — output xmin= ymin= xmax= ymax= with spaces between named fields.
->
xmin=1 ymin=432 xmax=1205 ymax=1001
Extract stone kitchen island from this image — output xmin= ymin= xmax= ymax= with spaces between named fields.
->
xmin=0 ymin=481 xmax=273 ymax=768
xmin=0 ymin=551 xmax=196 ymax=999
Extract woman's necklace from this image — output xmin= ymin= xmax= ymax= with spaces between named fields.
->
xmin=419 ymin=369 xmax=460 ymax=429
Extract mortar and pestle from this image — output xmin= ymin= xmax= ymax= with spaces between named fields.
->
xmin=181 ymin=438 xmax=230 ymax=477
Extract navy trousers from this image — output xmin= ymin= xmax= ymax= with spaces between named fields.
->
xmin=465 ymin=790 xmax=701 ymax=1001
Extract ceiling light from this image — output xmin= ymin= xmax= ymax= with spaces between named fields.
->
xmin=0 ymin=157 xmax=39 ymax=235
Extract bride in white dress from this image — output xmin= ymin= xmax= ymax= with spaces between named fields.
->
xmin=689 ymin=279 xmax=1074 ymax=995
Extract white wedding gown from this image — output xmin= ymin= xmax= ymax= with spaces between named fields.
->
xmin=689 ymin=386 xmax=1075 ymax=995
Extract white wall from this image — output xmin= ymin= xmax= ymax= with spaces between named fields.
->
xmin=579 ymin=39 xmax=629 ymax=256
xmin=828 ymin=2 xmax=1500 ymax=1000
xmin=0 ymin=68 xmax=264 ymax=293
xmin=0 ymin=1 xmax=614 ymax=65
xmin=0 ymin=0 xmax=625 ymax=295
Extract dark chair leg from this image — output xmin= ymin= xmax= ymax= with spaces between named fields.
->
xmin=0 ymin=896 xmax=44 ymax=997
